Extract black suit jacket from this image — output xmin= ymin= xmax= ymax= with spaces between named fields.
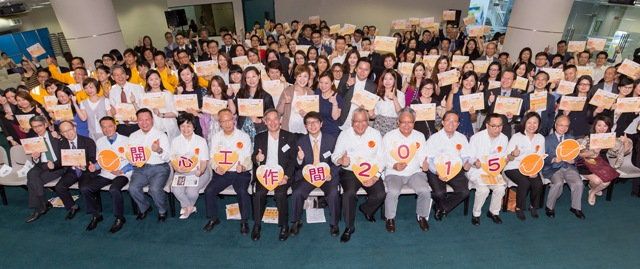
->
xmin=28 ymin=132 xmax=63 ymax=169
xmin=252 ymin=130 xmax=297 ymax=180
xmin=61 ymin=135 xmax=97 ymax=174
xmin=483 ymin=88 xmax=525 ymax=138
xmin=337 ymin=76 xmax=377 ymax=125
xmin=294 ymin=132 xmax=338 ymax=182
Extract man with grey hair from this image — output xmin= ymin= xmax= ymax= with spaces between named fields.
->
xmin=25 ymin=116 xmax=65 ymax=223
xmin=382 ymin=107 xmax=431 ymax=232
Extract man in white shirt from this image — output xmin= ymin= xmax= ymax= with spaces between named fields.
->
xmin=25 ymin=116 xmax=65 ymax=223
xmin=109 ymin=65 xmax=144 ymax=136
xmin=203 ymin=109 xmax=253 ymax=234
xmin=425 ymin=111 xmax=472 ymax=221
xmin=128 ymin=108 xmax=172 ymax=222
xmin=79 ymin=116 xmax=131 ymax=233
xmin=382 ymin=108 xmax=431 ymax=233
xmin=467 ymin=113 xmax=509 ymax=225
xmin=332 ymin=108 xmax=385 ymax=243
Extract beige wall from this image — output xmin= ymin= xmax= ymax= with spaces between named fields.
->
xmin=167 ymin=0 xmax=244 ymax=34
xmin=274 ymin=0 xmax=470 ymax=35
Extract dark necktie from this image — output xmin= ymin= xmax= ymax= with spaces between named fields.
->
xmin=71 ymin=141 xmax=81 ymax=177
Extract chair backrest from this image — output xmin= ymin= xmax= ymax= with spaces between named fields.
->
xmin=10 ymin=145 xmax=28 ymax=167
xmin=0 ymin=147 xmax=7 ymax=166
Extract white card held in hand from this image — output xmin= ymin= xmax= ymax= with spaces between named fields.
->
xmin=459 ymin=92 xmax=485 ymax=112
xmin=237 ymin=98 xmax=264 ymax=117
xmin=351 ymin=88 xmax=380 ymax=110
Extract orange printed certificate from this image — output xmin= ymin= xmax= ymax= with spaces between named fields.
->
xmin=339 ymin=24 xmax=356 ymax=35
xmin=451 ymin=55 xmax=469 ymax=68
xmin=576 ymin=66 xmax=593 ymax=78
xmin=422 ymin=55 xmax=440 ymax=69
xmin=44 ymin=96 xmax=58 ymax=110
xmin=556 ymin=80 xmax=576 ymax=95
xmin=590 ymin=132 xmax=616 ymax=149
xmin=373 ymin=36 xmax=398 ymax=55
xmin=351 ymin=88 xmax=380 ymax=111
xmin=512 ymin=76 xmax=528 ymax=91
xmin=459 ymin=92 xmax=485 ymax=112
xmin=542 ymin=68 xmax=563 ymax=82
xmin=410 ymin=103 xmax=436 ymax=121
xmin=419 ymin=17 xmax=435 ymax=28
xmin=194 ymin=60 xmax=219 ymax=77
xmin=201 ymin=97 xmax=228 ymax=115
xmin=472 ymin=60 xmax=490 ymax=73
xmin=293 ymin=95 xmax=319 ymax=113
xmin=615 ymin=97 xmax=640 ymax=113
xmin=529 ymin=91 xmax=548 ymax=112
xmin=27 ymin=43 xmax=46 ymax=58
xmin=237 ymin=98 xmax=264 ymax=117
xmin=494 ymin=96 xmax=522 ymax=116
xmin=398 ymin=62 xmax=414 ymax=76
xmin=586 ymin=38 xmax=606 ymax=51
xmin=308 ymin=15 xmax=320 ymax=25
xmin=588 ymin=89 xmax=618 ymax=109
xmin=488 ymin=80 xmax=501 ymax=89
xmin=16 ymin=114 xmax=34 ymax=129
xmin=391 ymin=19 xmax=408 ymax=30
xmin=296 ymin=45 xmax=311 ymax=53
xmin=115 ymin=103 xmax=137 ymax=121
xmin=558 ymin=96 xmax=586 ymax=111
xmin=53 ymin=104 xmax=74 ymax=121
xmin=61 ymin=149 xmax=86 ymax=167
xmin=141 ymin=92 xmax=166 ymax=109
xmin=618 ymin=59 xmax=640 ymax=80
xmin=262 ymin=80 xmax=285 ymax=99
xmin=408 ymin=17 xmax=420 ymax=26
xmin=467 ymin=25 xmax=485 ymax=37
xmin=232 ymin=56 xmax=249 ymax=69
xmin=329 ymin=24 xmax=341 ymax=34
xmin=174 ymin=94 xmax=198 ymax=111
xmin=567 ymin=41 xmax=586 ymax=52
xmin=463 ymin=15 xmax=476 ymax=25
xmin=21 ymin=137 xmax=47 ymax=154
xmin=442 ymin=10 xmax=456 ymax=21
xmin=437 ymin=69 xmax=460 ymax=87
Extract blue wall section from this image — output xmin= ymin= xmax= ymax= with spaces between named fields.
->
xmin=0 ymin=28 xmax=53 ymax=63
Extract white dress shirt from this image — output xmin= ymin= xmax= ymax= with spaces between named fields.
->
xmin=96 ymin=134 xmax=131 ymax=179
xmin=425 ymin=129 xmax=472 ymax=175
xmin=266 ymin=132 xmax=280 ymax=167
xmin=171 ymin=133 xmax=209 ymax=171
xmin=332 ymin=126 xmax=384 ymax=172
xmin=504 ymin=132 xmax=546 ymax=171
xmin=375 ymin=91 xmax=405 ymax=118
xmin=466 ymin=130 xmax=509 ymax=183
xmin=128 ymin=128 xmax=171 ymax=165
xmin=209 ymin=129 xmax=253 ymax=172
xmin=383 ymin=129 xmax=427 ymax=177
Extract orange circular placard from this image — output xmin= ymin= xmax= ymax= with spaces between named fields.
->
xmin=556 ymin=139 xmax=580 ymax=161
xmin=97 ymin=150 xmax=121 ymax=172
xmin=518 ymin=153 xmax=546 ymax=177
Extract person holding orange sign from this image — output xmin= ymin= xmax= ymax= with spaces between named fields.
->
xmin=504 ymin=112 xmax=546 ymax=221
xmin=203 ymin=109 xmax=253 ymax=234
xmin=425 ymin=111 xmax=472 ymax=221
xmin=467 ymin=113 xmax=509 ymax=225
xmin=382 ymin=108 xmax=431 ymax=233
xmin=331 ymin=108 xmax=385 ymax=243
xmin=80 ymin=116 xmax=131 ymax=233
xmin=542 ymin=115 xmax=585 ymax=219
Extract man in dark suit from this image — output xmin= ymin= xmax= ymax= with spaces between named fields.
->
xmin=220 ymin=33 xmax=234 ymax=55
xmin=54 ymin=121 xmax=97 ymax=222
xmin=590 ymin=66 xmax=618 ymax=94
xmin=25 ymin=116 xmax=65 ymax=223
xmin=337 ymin=57 xmax=377 ymax=127
xmin=289 ymin=112 xmax=341 ymax=237
xmin=252 ymin=109 xmax=297 ymax=241
xmin=483 ymin=70 xmax=524 ymax=138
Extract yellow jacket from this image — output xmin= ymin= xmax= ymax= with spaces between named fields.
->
xmin=48 ymin=64 xmax=76 ymax=85
xmin=128 ymin=65 xmax=145 ymax=86
xmin=157 ymin=67 xmax=178 ymax=93
xmin=29 ymin=85 xmax=51 ymax=106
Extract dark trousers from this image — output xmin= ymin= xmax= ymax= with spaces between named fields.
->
xmin=291 ymin=177 xmax=341 ymax=226
xmin=340 ymin=169 xmax=385 ymax=229
xmin=54 ymin=169 xmax=93 ymax=210
xmin=505 ymin=169 xmax=543 ymax=210
xmin=79 ymin=175 xmax=129 ymax=217
xmin=253 ymin=181 xmax=291 ymax=226
xmin=116 ymin=124 xmax=140 ymax=137
xmin=26 ymin=163 xmax=65 ymax=210
xmin=204 ymin=171 xmax=251 ymax=221
xmin=427 ymin=171 xmax=470 ymax=212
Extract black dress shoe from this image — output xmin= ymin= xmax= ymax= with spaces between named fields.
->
xmin=240 ymin=222 xmax=249 ymax=234
xmin=471 ymin=216 xmax=480 ymax=226
xmin=251 ymin=225 xmax=261 ymax=241
xmin=278 ymin=225 xmax=289 ymax=241
xmin=358 ymin=205 xmax=375 ymax=222
xmin=486 ymin=212 xmax=503 ymax=224
xmin=545 ymin=207 xmax=555 ymax=218
xmin=385 ymin=218 xmax=396 ymax=233
xmin=157 ymin=213 xmax=167 ymax=222
xmin=570 ymin=208 xmax=586 ymax=219
xmin=330 ymin=225 xmax=339 ymax=237
xmin=25 ymin=210 xmax=44 ymax=223
xmin=340 ymin=227 xmax=354 ymax=243
xmin=86 ymin=215 xmax=103 ymax=231
xmin=289 ymin=221 xmax=302 ymax=235
xmin=109 ymin=218 xmax=126 ymax=233
xmin=136 ymin=207 xmax=152 ymax=220
xmin=203 ymin=218 xmax=220 ymax=232
xmin=417 ymin=217 xmax=429 ymax=231
xmin=530 ymin=208 xmax=539 ymax=219
xmin=516 ymin=210 xmax=526 ymax=221
xmin=434 ymin=209 xmax=446 ymax=221
xmin=65 ymin=206 xmax=80 ymax=220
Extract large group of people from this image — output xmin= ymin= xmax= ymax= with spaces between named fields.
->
xmin=1 ymin=14 xmax=640 ymax=243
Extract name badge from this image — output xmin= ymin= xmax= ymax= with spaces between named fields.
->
xmin=323 ymin=151 xmax=332 ymax=158
xmin=281 ymin=144 xmax=290 ymax=152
